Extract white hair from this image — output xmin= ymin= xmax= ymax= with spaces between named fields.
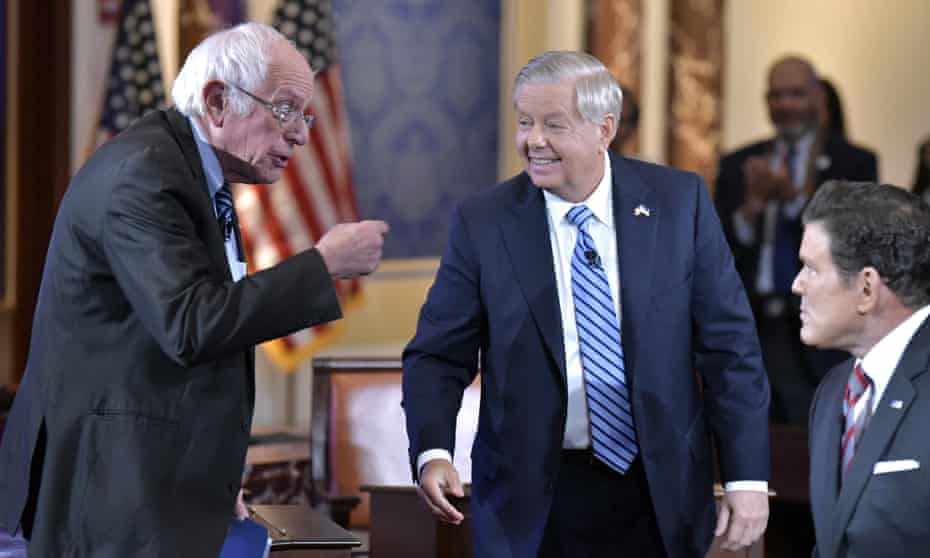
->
xmin=171 ymin=22 xmax=287 ymax=117
xmin=513 ymin=51 xmax=623 ymax=130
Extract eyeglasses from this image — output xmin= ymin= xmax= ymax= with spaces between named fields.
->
xmin=228 ymin=83 xmax=315 ymax=129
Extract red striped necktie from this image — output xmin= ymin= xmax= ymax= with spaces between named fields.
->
xmin=841 ymin=362 xmax=872 ymax=479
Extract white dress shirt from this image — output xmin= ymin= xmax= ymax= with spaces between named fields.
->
xmin=850 ymin=304 xmax=930 ymax=426
xmin=544 ymin=154 xmax=618 ymax=449
xmin=420 ymin=153 xmax=766 ymax=493
xmin=190 ymin=117 xmax=246 ymax=282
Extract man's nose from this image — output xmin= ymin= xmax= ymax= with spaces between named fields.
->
xmin=285 ymin=119 xmax=309 ymax=146
xmin=527 ymin=125 xmax=546 ymax=148
xmin=791 ymin=273 xmax=803 ymax=295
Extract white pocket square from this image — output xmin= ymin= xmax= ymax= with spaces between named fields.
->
xmin=873 ymin=459 xmax=920 ymax=475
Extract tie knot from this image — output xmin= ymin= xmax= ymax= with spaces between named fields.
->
xmin=853 ymin=362 xmax=870 ymax=392
xmin=844 ymin=362 xmax=871 ymax=414
xmin=215 ymin=184 xmax=233 ymax=209
xmin=214 ymin=184 xmax=235 ymax=240
xmin=566 ymin=205 xmax=595 ymax=230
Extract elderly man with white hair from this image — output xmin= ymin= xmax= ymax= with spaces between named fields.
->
xmin=0 ymin=22 xmax=387 ymax=557
xmin=404 ymin=50 xmax=770 ymax=558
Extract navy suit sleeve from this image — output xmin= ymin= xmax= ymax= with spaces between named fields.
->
xmin=691 ymin=175 xmax=771 ymax=482
xmin=402 ymin=205 xmax=482 ymax=479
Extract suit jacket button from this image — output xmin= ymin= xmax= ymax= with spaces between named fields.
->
xmin=241 ymin=421 xmax=249 ymax=433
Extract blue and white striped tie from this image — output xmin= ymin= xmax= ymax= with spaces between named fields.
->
xmin=566 ymin=205 xmax=638 ymax=474
xmin=214 ymin=183 xmax=235 ymax=241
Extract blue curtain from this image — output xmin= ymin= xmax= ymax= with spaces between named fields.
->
xmin=333 ymin=0 xmax=501 ymax=258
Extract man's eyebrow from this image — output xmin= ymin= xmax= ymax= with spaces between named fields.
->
xmin=271 ymin=89 xmax=308 ymax=103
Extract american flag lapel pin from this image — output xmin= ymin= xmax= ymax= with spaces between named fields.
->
xmin=634 ymin=204 xmax=651 ymax=217
xmin=890 ymin=400 xmax=904 ymax=409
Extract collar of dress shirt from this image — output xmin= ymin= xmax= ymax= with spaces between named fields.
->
xmin=861 ymin=304 xmax=930 ymax=410
xmin=775 ymin=129 xmax=816 ymax=157
xmin=543 ymin=151 xmax=613 ymax=227
xmin=188 ymin=116 xmax=226 ymax=199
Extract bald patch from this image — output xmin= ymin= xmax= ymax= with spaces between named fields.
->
xmin=769 ymin=56 xmax=817 ymax=87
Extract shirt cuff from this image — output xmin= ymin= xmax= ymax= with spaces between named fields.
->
xmin=731 ymin=210 xmax=756 ymax=245
xmin=724 ymin=481 xmax=768 ymax=493
xmin=416 ymin=449 xmax=453 ymax=480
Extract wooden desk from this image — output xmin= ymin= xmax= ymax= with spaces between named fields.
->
xmin=243 ymin=431 xmax=319 ymax=515
xmin=250 ymin=505 xmax=361 ymax=558
xmin=361 ymin=485 xmax=763 ymax=558
xmin=311 ymin=356 xmax=480 ymax=529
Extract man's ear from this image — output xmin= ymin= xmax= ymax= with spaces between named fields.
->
xmin=857 ymin=267 xmax=880 ymax=315
xmin=599 ymin=113 xmax=617 ymax=151
xmin=203 ymin=81 xmax=227 ymax=127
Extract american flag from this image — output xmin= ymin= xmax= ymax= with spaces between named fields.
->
xmin=235 ymin=0 xmax=362 ymax=371
xmin=91 ymin=0 xmax=166 ymax=151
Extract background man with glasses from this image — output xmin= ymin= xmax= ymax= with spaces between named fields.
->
xmin=0 ymin=22 xmax=388 ymax=558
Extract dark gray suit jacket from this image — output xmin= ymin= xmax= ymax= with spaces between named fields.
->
xmin=0 ymin=109 xmax=342 ymax=557
xmin=809 ymin=316 xmax=930 ymax=558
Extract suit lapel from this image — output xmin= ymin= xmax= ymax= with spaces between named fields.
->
xmin=165 ymin=109 xmax=253 ymax=381
xmin=499 ymin=175 xmax=566 ymax=387
xmin=610 ymin=155 xmax=656 ymax=382
xmin=232 ymin=210 xmax=247 ymax=263
xmin=831 ymin=319 xmax=930 ymax=552
xmin=165 ymin=109 xmax=235 ymax=281
xmin=810 ymin=362 xmax=848 ymax=558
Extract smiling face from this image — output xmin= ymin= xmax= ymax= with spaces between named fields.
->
xmin=766 ymin=59 xmax=818 ymax=140
xmin=208 ymin=40 xmax=314 ymax=184
xmin=792 ymin=221 xmax=864 ymax=351
xmin=513 ymin=78 xmax=613 ymax=203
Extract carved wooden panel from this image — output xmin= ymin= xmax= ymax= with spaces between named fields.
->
xmin=668 ymin=0 xmax=724 ymax=186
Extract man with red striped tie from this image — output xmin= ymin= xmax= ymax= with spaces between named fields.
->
xmin=795 ymin=180 xmax=930 ymax=558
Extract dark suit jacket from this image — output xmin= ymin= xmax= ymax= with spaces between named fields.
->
xmin=403 ymin=155 xmax=770 ymax=558
xmin=0 ymin=109 xmax=342 ymax=557
xmin=716 ymin=134 xmax=878 ymax=417
xmin=715 ymin=133 xmax=878 ymax=302
xmin=809 ymin=318 xmax=930 ymax=558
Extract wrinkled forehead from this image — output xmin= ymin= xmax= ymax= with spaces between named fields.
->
xmin=259 ymin=41 xmax=315 ymax=104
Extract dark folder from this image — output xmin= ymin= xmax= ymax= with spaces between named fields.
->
xmin=247 ymin=505 xmax=361 ymax=551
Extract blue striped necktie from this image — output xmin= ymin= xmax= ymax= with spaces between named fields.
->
xmin=214 ymin=183 xmax=235 ymax=241
xmin=566 ymin=205 xmax=638 ymax=474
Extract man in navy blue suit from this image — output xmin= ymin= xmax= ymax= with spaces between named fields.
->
xmin=403 ymin=51 xmax=771 ymax=558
